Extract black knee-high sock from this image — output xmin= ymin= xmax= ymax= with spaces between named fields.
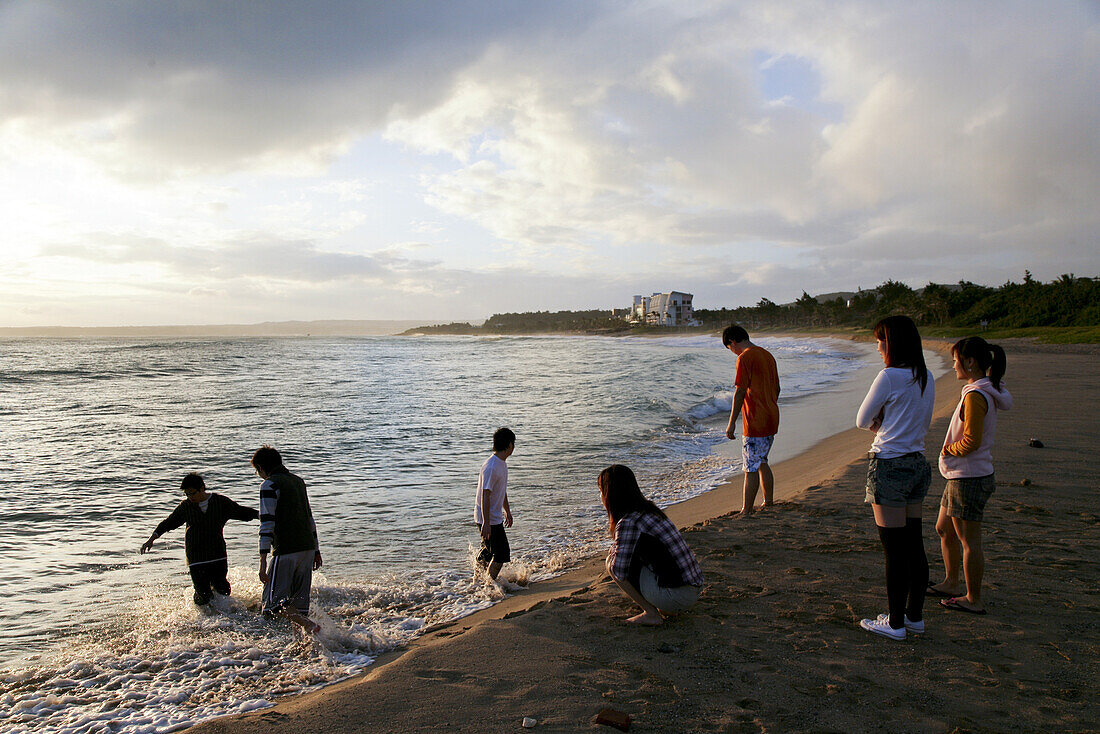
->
xmin=878 ymin=525 xmax=909 ymax=629
xmin=905 ymin=517 xmax=929 ymax=622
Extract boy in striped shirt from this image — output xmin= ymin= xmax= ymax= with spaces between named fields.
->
xmin=252 ymin=445 xmax=323 ymax=634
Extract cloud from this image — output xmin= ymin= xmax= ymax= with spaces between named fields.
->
xmin=41 ymin=236 xmax=393 ymax=282
xmin=0 ymin=1 xmax=595 ymax=177
xmin=28 ymin=231 xmax=656 ymax=322
xmin=1 ymin=0 xmax=1098 ymax=327
xmin=386 ymin=0 xmax=1099 ymax=269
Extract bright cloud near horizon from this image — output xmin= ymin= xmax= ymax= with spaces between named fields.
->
xmin=1 ymin=0 xmax=1097 ymax=327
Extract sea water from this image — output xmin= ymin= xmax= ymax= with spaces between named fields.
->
xmin=0 ymin=334 xmax=878 ymax=733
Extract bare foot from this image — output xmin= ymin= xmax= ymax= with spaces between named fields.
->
xmin=928 ymin=582 xmax=966 ymax=597
xmin=626 ymin=611 xmax=664 ymax=626
xmin=942 ymin=596 xmax=986 ymax=614
xmin=735 ymin=508 xmax=754 ymax=518
xmin=285 ymin=610 xmax=321 ymax=635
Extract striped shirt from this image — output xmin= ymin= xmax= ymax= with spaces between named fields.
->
xmin=607 ymin=510 xmax=704 ymax=588
xmin=258 ymin=470 xmax=319 ymax=555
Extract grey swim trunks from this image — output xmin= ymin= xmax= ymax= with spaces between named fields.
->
xmin=262 ymin=549 xmax=315 ymax=616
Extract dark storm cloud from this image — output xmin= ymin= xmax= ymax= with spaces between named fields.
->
xmin=0 ymin=1 xmax=601 ymax=171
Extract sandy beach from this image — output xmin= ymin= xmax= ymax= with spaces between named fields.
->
xmin=192 ymin=341 xmax=1099 ymax=733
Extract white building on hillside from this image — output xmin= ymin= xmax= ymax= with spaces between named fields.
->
xmin=629 ymin=291 xmax=697 ymax=326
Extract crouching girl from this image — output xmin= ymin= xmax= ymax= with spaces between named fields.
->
xmin=600 ymin=464 xmax=704 ymax=625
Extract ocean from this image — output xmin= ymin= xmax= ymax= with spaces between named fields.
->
xmin=0 ymin=334 xmax=879 ymax=733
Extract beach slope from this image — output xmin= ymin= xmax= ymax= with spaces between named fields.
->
xmin=193 ymin=343 xmax=1098 ymax=733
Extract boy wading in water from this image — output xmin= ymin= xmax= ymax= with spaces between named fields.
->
xmin=723 ymin=325 xmax=781 ymax=516
xmin=475 ymin=427 xmax=515 ymax=584
xmin=253 ymin=446 xmax=323 ymax=634
xmin=140 ymin=473 xmax=259 ymax=606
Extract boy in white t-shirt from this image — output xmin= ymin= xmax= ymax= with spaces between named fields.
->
xmin=475 ymin=427 xmax=515 ymax=581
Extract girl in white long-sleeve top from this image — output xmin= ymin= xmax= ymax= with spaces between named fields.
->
xmin=929 ymin=337 xmax=1012 ymax=615
xmin=855 ymin=315 xmax=935 ymax=640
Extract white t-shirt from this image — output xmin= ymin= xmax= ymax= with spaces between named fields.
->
xmin=474 ymin=454 xmax=508 ymax=525
xmin=856 ymin=367 xmax=935 ymax=458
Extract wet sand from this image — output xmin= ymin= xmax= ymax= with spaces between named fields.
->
xmin=193 ymin=341 xmax=1099 ymax=733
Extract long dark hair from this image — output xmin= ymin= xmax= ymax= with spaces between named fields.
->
xmin=953 ymin=336 xmax=1007 ymax=391
xmin=598 ymin=464 xmax=666 ymax=535
xmin=873 ymin=315 xmax=929 ymax=394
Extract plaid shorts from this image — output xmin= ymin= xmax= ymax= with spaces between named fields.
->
xmin=941 ymin=474 xmax=996 ymax=522
xmin=865 ymin=452 xmax=932 ymax=507
xmin=741 ymin=435 xmax=775 ymax=473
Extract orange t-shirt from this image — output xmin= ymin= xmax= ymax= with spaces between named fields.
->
xmin=734 ymin=346 xmax=780 ymax=437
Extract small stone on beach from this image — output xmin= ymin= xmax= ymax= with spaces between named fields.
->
xmin=1021 ymin=478 xmax=1031 ymax=486
xmin=595 ymin=707 xmax=631 ymax=731
xmin=1028 ymin=438 xmax=1045 ymax=448
xmin=522 ymin=716 xmax=537 ymax=728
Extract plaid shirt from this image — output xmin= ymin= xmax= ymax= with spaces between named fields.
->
xmin=607 ymin=511 xmax=704 ymax=587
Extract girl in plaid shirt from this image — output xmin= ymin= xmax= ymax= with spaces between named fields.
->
xmin=599 ymin=465 xmax=704 ymax=626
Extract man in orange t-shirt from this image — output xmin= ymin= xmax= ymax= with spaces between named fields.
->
xmin=723 ymin=325 xmax=780 ymax=515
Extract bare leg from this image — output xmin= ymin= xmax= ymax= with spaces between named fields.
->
xmin=611 ymin=577 xmax=664 ymax=625
xmin=486 ymin=561 xmax=503 ymax=581
xmin=283 ymin=609 xmax=321 ymax=635
xmin=739 ymin=471 xmax=761 ymax=515
xmin=759 ymin=463 xmax=774 ymax=507
xmin=952 ymin=517 xmax=985 ymax=610
xmin=931 ymin=506 xmax=966 ymax=596
xmin=872 ymin=503 xmax=907 ymax=528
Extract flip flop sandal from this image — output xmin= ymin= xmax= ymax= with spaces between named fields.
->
xmin=926 ymin=584 xmax=959 ymax=598
xmin=940 ymin=597 xmax=987 ymax=615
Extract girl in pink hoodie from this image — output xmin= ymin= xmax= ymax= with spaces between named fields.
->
xmin=931 ymin=337 xmax=1012 ymax=614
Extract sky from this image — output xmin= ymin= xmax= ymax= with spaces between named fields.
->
xmin=1 ymin=0 xmax=1098 ymax=327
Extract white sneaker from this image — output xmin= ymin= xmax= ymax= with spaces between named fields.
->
xmin=860 ymin=616 xmax=906 ymax=640
xmin=874 ymin=612 xmax=924 ymax=634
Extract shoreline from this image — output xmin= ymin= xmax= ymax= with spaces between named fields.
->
xmin=192 ymin=340 xmax=1099 ymax=733
xmin=279 ymin=335 xmax=902 ymax=681
xmin=188 ymin=339 xmax=974 ymax=731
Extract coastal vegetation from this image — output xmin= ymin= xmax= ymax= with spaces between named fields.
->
xmin=404 ymin=311 xmax=633 ymax=335
xmin=696 ymin=273 xmax=1099 ymax=334
xmin=403 ymin=274 xmax=1099 ymax=342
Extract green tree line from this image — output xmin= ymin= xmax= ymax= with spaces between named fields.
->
xmin=694 ymin=273 xmax=1098 ymax=331
xmin=404 ymin=274 xmax=1098 ymax=335
xmin=405 ymin=310 xmax=627 ymax=335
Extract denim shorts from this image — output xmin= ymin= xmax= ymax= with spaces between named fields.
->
xmin=941 ymin=474 xmax=996 ymax=522
xmin=742 ymin=435 xmax=775 ymax=473
xmin=865 ymin=452 xmax=932 ymax=507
